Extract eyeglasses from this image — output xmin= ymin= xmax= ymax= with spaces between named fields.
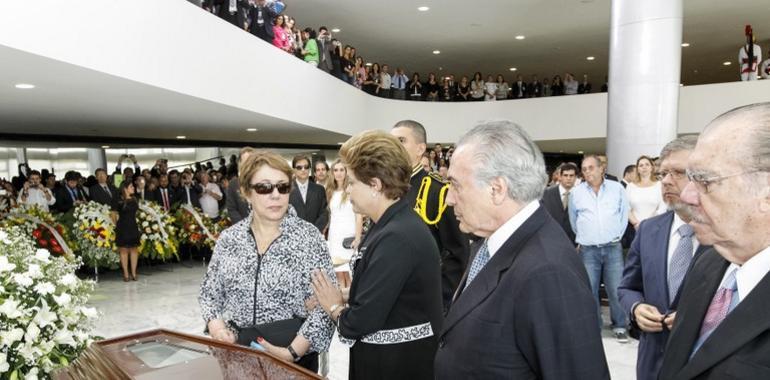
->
xmin=250 ymin=182 xmax=291 ymax=195
xmin=294 ymin=165 xmax=309 ymax=170
xmin=655 ymin=169 xmax=686 ymax=181
xmin=685 ymin=169 xmax=764 ymax=194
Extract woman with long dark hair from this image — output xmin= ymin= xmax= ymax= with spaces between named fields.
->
xmin=112 ymin=180 xmax=141 ymax=282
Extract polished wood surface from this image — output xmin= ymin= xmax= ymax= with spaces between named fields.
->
xmin=53 ymin=329 xmax=322 ymax=380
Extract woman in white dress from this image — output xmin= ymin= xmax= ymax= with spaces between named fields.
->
xmin=325 ymin=160 xmax=363 ymax=289
xmin=625 ymin=155 xmax=667 ymax=230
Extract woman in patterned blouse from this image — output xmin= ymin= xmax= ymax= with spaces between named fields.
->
xmin=199 ymin=150 xmax=336 ymax=372
xmin=311 ymin=130 xmax=443 ymax=379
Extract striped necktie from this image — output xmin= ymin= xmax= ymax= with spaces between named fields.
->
xmin=691 ymin=268 xmax=738 ymax=356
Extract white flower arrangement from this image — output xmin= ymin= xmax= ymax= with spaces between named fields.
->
xmin=0 ymin=227 xmax=97 ymax=379
xmin=135 ymin=201 xmax=178 ymax=261
xmin=71 ymin=202 xmax=118 ymax=270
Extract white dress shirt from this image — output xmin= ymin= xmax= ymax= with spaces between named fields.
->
xmin=18 ymin=187 xmax=56 ymax=211
xmin=487 ymin=200 xmax=540 ymax=258
xmin=199 ymin=183 xmax=222 ymax=218
xmin=721 ymin=245 xmax=770 ymax=305
xmin=666 ymin=214 xmax=700 ymax=268
xmin=296 ymin=179 xmax=309 ymax=203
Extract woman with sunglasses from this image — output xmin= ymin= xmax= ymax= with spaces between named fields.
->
xmin=199 ymin=150 xmax=336 ymax=372
xmin=311 ymin=130 xmax=443 ymax=379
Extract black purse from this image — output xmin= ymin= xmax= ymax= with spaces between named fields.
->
xmin=233 ymin=316 xmax=305 ymax=347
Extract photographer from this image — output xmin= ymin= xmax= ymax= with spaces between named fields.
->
xmin=114 ymin=154 xmax=141 ymax=184
xmin=18 ymin=170 xmax=56 ymax=212
xmin=317 ymin=26 xmax=334 ymax=73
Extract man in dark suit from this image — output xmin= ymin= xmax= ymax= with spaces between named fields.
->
xmin=88 ymin=168 xmax=116 ymax=206
xmin=54 ymin=171 xmax=88 ymax=213
xmin=434 ymin=121 xmax=609 ymax=379
xmin=541 ymin=162 xmax=578 ymax=244
xmin=391 ymin=120 xmax=470 ymax=309
xmin=659 ymin=103 xmax=770 ymax=379
xmin=152 ymin=174 xmax=175 ymax=212
xmin=288 ymin=155 xmax=328 ymax=231
xmin=174 ymin=172 xmax=201 ymax=209
xmin=226 ymin=147 xmax=253 ymax=224
xmin=618 ymin=135 xmax=710 ymax=380
xmin=247 ymin=0 xmax=279 ymax=43
xmin=511 ymin=74 xmax=529 ymax=99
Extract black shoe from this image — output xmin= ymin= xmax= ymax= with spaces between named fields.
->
xmin=614 ymin=330 xmax=629 ymax=343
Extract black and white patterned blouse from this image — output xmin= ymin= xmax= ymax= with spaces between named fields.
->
xmin=199 ymin=206 xmax=336 ymax=354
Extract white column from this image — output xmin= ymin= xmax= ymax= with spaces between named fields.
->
xmin=606 ymin=0 xmax=682 ymax=177
xmin=86 ymin=148 xmax=107 ymax=174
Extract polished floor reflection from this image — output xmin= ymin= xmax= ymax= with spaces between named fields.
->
xmin=88 ymin=263 xmax=636 ymax=380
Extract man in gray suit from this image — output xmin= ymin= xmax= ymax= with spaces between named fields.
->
xmin=316 ymin=27 xmax=334 ymax=73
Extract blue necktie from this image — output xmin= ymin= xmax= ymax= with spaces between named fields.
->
xmin=465 ymin=240 xmax=490 ymax=289
xmin=668 ymin=224 xmax=694 ymax=302
xmin=69 ymin=188 xmax=77 ymax=202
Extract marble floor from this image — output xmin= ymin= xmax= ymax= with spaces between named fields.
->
xmin=88 ymin=263 xmax=637 ymax=380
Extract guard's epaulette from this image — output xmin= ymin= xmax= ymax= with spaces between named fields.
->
xmin=428 ymin=172 xmax=447 ymax=185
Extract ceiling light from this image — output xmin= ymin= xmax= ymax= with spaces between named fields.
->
xmin=331 ymin=28 xmax=340 ymax=33
xmin=101 ymin=145 xmax=110 ymax=149
xmin=337 ymin=142 xmax=345 ymax=145
xmin=578 ymin=150 xmax=584 ymax=154
xmin=417 ymin=6 xmax=430 ymax=11
xmin=723 ymin=61 xmax=731 ymax=66
xmin=176 ymin=135 xmax=186 ymax=139
xmin=681 ymin=42 xmax=690 ymax=47
xmin=586 ymin=56 xmax=595 ymax=61
xmin=246 ymin=128 xmax=258 ymax=132
xmin=509 ymin=67 xmax=517 ymax=71
xmin=14 ymin=83 xmax=35 ymax=89
xmin=433 ymin=50 xmax=441 ymax=55
xmin=515 ymin=35 xmax=525 ymax=40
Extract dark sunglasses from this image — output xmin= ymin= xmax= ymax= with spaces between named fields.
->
xmin=250 ymin=182 xmax=291 ymax=195
xmin=294 ymin=165 xmax=309 ymax=170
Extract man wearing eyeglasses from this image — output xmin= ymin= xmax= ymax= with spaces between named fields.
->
xmin=618 ymin=135 xmax=711 ymax=380
xmin=659 ymin=103 xmax=770 ymax=379
xmin=289 ymin=155 xmax=329 ymax=232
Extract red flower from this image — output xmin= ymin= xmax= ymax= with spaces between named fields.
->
xmin=38 ymin=239 xmax=48 ymax=247
xmin=32 ymin=229 xmax=43 ymax=239
xmin=52 ymin=245 xmax=63 ymax=254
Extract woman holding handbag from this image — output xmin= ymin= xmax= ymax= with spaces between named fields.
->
xmin=199 ymin=150 xmax=336 ymax=372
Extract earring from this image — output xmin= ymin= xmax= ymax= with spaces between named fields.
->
xmin=371 ymin=192 xmax=377 ymax=198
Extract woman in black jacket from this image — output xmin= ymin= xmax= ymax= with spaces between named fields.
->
xmin=312 ymin=130 xmax=443 ymax=380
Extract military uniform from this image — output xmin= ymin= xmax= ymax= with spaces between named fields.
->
xmin=405 ymin=165 xmax=470 ymax=308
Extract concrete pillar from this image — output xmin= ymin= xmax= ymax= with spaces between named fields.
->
xmin=86 ymin=148 xmax=107 ymax=175
xmin=606 ymin=0 xmax=682 ymax=177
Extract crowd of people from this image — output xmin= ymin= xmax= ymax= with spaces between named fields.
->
xmin=188 ymin=0 xmax=608 ymax=101
xmin=195 ymin=106 xmax=770 ymax=380
xmin=3 ymin=103 xmax=769 ymax=378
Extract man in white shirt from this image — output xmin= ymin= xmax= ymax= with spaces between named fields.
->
xmin=378 ymin=64 xmax=392 ymax=99
xmin=618 ymin=135 xmax=709 ymax=380
xmin=660 ymin=102 xmax=770 ymax=378
xmin=18 ymin=170 xmax=55 ymax=211
xmin=198 ymin=171 xmax=222 ymax=219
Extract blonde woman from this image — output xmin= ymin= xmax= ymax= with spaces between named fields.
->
xmin=626 ymin=155 xmax=667 ymax=229
xmin=325 ymin=160 xmax=363 ymax=289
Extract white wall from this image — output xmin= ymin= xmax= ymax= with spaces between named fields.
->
xmin=2 ymin=0 xmax=770 ymax=147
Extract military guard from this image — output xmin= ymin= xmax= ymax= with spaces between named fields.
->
xmin=391 ymin=120 xmax=470 ymax=308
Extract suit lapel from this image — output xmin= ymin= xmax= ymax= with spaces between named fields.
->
xmin=664 ymin=251 xmax=726 ymax=378
xmin=441 ymin=207 xmax=548 ymax=336
xmin=678 ymin=269 xmax=770 ymax=379
xmin=649 ymin=212 xmax=674 ymax=306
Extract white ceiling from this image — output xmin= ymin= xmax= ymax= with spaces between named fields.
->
xmin=286 ymin=0 xmax=770 ymax=86
xmin=0 ymin=45 xmax=350 ymax=147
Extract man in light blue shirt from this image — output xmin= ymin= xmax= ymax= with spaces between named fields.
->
xmin=569 ymin=154 xmax=630 ymax=342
